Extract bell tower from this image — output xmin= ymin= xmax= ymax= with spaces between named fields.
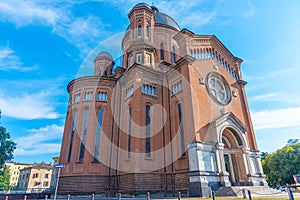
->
xmin=94 ymin=51 xmax=114 ymax=77
xmin=122 ymin=3 xmax=156 ymax=69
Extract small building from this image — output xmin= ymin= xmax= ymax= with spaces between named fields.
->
xmin=5 ymin=162 xmax=32 ymax=189
xmin=17 ymin=162 xmax=52 ymax=193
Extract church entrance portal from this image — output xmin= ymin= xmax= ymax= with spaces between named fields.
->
xmin=222 ymin=128 xmax=247 ymax=186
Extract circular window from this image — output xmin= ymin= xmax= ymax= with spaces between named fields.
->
xmin=206 ymin=72 xmax=231 ymax=105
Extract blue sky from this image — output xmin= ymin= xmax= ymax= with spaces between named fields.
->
xmin=0 ymin=0 xmax=299 ymax=164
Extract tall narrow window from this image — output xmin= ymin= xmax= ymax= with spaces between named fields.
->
xmin=171 ymin=46 xmax=176 ymax=63
xmin=145 ymin=53 xmax=151 ymax=66
xmin=93 ymin=109 xmax=104 ymax=162
xmin=128 ymin=107 xmax=132 ymax=158
xmin=145 ymin=105 xmax=151 ymax=157
xmin=79 ymin=109 xmax=90 ymax=162
xmin=67 ymin=111 xmax=77 ymax=163
xmin=129 ymin=55 xmax=133 ymax=67
xmin=146 ymin=25 xmax=150 ymax=38
xmin=178 ymin=103 xmax=185 ymax=156
xmin=136 ymin=53 xmax=142 ymax=64
xmin=137 ymin=24 xmax=142 ymax=37
xmin=160 ymin=43 xmax=164 ymax=60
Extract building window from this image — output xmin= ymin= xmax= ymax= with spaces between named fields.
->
xmin=160 ymin=43 xmax=164 ymax=60
xmin=145 ymin=105 xmax=151 ymax=157
xmin=126 ymin=85 xmax=134 ymax=98
xmin=206 ymin=72 xmax=231 ymax=105
xmin=128 ymin=106 xmax=132 ymax=158
xmin=96 ymin=92 xmax=108 ymax=101
xmin=136 ymin=53 xmax=142 ymax=64
xmin=44 ymin=174 xmax=49 ymax=179
xmin=178 ymin=103 xmax=185 ymax=156
xmin=146 ymin=21 xmax=150 ymax=38
xmin=33 ymin=181 xmax=38 ymax=186
xmin=93 ymin=109 xmax=104 ymax=162
xmin=171 ymin=80 xmax=182 ymax=95
xmin=83 ymin=91 xmax=93 ymax=101
xmin=145 ymin=53 xmax=152 ymax=66
xmin=78 ymin=109 xmax=90 ymax=162
xmin=137 ymin=24 xmax=142 ymax=37
xmin=43 ymin=181 xmax=49 ymax=187
xmin=129 ymin=55 xmax=133 ymax=67
xmin=142 ymin=84 xmax=156 ymax=96
xmin=67 ymin=111 xmax=77 ymax=163
xmin=33 ymin=173 xmax=39 ymax=178
xmin=171 ymin=46 xmax=176 ymax=63
xmin=74 ymin=93 xmax=80 ymax=103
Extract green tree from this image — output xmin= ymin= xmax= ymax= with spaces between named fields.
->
xmin=261 ymin=140 xmax=300 ymax=187
xmin=0 ymin=167 xmax=10 ymax=191
xmin=0 ymin=126 xmax=16 ymax=167
xmin=0 ymin=125 xmax=16 ymax=191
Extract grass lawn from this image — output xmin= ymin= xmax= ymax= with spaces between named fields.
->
xmin=189 ymin=198 xmax=300 ymax=200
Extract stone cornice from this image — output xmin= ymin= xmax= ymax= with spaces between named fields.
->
xmin=67 ymin=76 xmax=117 ymax=93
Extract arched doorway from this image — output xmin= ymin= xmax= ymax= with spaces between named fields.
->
xmin=221 ymin=128 xmax=247 ymax=186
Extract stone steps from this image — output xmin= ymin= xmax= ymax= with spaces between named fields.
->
xmin=215 ymin=186 xmax=282 ymax=197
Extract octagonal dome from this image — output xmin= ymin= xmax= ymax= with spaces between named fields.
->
xmin=95 ymin=51 xmax=113 ymax=60
xmin=132 ymin=2 xmax=180 ymax=31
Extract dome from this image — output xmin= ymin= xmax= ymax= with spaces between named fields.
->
xmin=133 ymin=2 xmax=152 ymax=10
xmin=154 ymin=12 xmax=180 ymax=31
xmin=132 ymin=2 xmax=180 ymax=31
xmin=95 ymin=51 xmax=113 ymax=60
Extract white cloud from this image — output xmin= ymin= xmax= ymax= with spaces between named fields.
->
xmin=0 ymin=0 xmax=61 ymax=27
xmin=155 ymin=0 xmax=216 ymax=29
xmin=0 ymin=45 xmax=38 ymax=72
xmin=252 ymin=106 xmax=300 ymax=130
xmin=0 ymin=1 xmax=110 ymax=57
xmin=53 ymin=16 xmax=111 ymax=56
xmin=249 ymin=92 xmax=280 ymax=102
xmin=14 ymin=124 xmax=64 ymax=156
xmin=0 ymin=91 xmax=61 ymax=120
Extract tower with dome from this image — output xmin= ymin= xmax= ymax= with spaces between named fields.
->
xmin=58 ymin=2 xmax=268 ymax=197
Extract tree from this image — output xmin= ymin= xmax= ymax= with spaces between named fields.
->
xmin=0 ymin=126 xmax=16 ymax=167
xmin=0 ymin=125 xmax=16 ymax=191
xmin=261 ymin=140 xmax=300 ymax=187
xmin=0 ymin=167 xmax=10 ymax=191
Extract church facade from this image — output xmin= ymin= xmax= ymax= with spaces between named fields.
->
xmin=58 ymin=3 xmax=267 ymax=197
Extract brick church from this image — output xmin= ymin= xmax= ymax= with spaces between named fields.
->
xmin=58 ymin=2 xmax=267 ymax=197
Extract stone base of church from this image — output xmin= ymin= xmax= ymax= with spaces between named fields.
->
xmin=58 ymin=172 xmax=190 ymax=197
xmin=247 ymin=173 xmax=268 ymax=186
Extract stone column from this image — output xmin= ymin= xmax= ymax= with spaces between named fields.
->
xmin=242 ymin=148 xmax=250 ymax=175
xmin=215 ymin=143 xmax=231 ymax=187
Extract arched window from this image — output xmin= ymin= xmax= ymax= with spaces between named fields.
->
xmin=137 ymin=24 xmax=142 ymax=37
xmin=93 ymin=109 xmax=104 ymax=162
xmin=146 ymin=21 xmax=150 ymax=38
xmin=171 ymin=46 xmax=176 ymax=63
xmin=79 ymin=109 xmax=90 ymax=162
xmin=145 ymin=105 xmax=151 ymax=157
xmin=178 ymin=103 xmax=185 ymax=156
xmin=160 ymin=43 xmax=164 ymax=60
xmin=67 ymin=111 xmax=77 ymax=163
xmin=128 ymin=107 xmax=132 ymax=158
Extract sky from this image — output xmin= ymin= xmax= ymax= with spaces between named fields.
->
xmin=0 ymin=0 xmax=300 ymax=164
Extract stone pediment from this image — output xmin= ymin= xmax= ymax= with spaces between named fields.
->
xmin=211 ymin=112 xmax=248 ymax=134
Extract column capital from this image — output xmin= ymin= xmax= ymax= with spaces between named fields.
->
xmin=215 ymin=143 xmax=224 ymax=150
